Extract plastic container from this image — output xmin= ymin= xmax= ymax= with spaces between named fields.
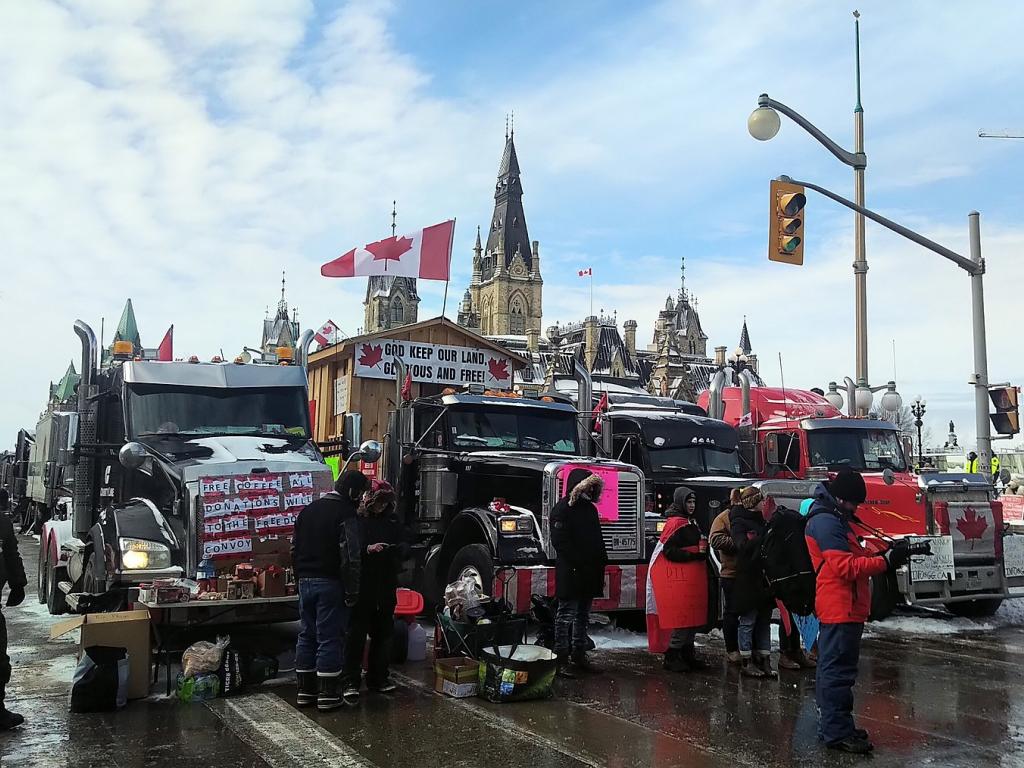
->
xmin=407 ymin=621 xmax=427 ymax=661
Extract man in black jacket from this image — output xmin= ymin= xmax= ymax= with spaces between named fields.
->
xmin=1 ymin=507 xmax=27 ymax=730
xmin=551 ymin=469 xmax=608 ymax=677
xmin=292 ymin=470 xmax=368 ymax=711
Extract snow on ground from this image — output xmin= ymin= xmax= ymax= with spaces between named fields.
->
xmin=589 ymin=626 xmax=651 ymax=650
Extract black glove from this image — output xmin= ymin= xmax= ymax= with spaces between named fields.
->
xmin=6 ymin=585 xmax=25 ymax=608
xmin=884 ymin=540 xmax=911 ymax=571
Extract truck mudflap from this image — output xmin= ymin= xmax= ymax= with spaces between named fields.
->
xmin=493 ymin=564 xmax=650 ymax=613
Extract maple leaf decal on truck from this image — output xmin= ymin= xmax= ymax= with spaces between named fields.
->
xmin=487 ymin=357 xmax=510 ymax=382
xmin=358 ymin=343 xmax=384 ymax=369
xmin=955 ymin=506 xmax=989 ymax=549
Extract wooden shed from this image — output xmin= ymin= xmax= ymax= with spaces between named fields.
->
xmin=307 ymin=316 xmax=529 ymax=444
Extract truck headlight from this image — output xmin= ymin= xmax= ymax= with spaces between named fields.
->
xmin=119 ymin=537 xmax=172 ymax=570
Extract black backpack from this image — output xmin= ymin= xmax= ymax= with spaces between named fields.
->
xmin=760 ymin=506 xmax=816 ymax=616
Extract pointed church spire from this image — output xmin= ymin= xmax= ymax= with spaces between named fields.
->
xmin=113 ymin=299 xmax=141 ymax=348
xmin=739 ymin=316 xmax=752 ymax=356
xmin=474 ymin=225 xmax=482 ymax=251
xmin=678 ymin=255 xmax=687 ymax=302
xmin=391 ymin=200 xmax=397 ymax=237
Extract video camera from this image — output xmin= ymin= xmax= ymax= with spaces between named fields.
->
xmin=893 ymin=539 xmax=932 ymax=557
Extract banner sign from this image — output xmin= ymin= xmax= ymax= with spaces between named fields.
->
xmin=353 ymin=338 xmax=513 ymax=389
xmin=197 ymin=470 xmax=333 ymax=560
xmin=334 ymin=377 xmax=350 ymax=416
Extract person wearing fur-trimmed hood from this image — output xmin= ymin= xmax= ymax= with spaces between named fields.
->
xmin=550 ymin=469 xmax=608 ymax=677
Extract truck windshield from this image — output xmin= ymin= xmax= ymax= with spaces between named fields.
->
xmin=807 ymin=428 xmax=907 ymax=472
xmin=650 ymin=446 xmax=741 ymax=475
xmin=128 ymin=384 xmax=309 ymax=439
xmin=448 ymin=407 xmax=578 ymax=454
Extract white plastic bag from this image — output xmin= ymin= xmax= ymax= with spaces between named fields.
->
xmin=181 ymin=635 xmax=230 ymax=679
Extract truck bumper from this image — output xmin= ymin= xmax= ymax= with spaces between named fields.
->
xmin=493 ymin=564 xmax=649 ymax=614
xmin=897 ymin=564 xmax=1010 ymax=605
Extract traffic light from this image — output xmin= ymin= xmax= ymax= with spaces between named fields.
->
xmin=989 ymin=385 xmax=1020 ymax=435
xmin=769 ymin=179 xmax=806 ymax=265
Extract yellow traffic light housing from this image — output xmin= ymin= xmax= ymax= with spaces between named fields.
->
xmin=989 ymin=385 xmax=1020 ymax=435
xmin=769 ymin=180 xmax=806 ymax=265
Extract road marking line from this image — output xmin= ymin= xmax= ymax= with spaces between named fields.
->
xmin=208 ymin=693 xmax=376 ymax=768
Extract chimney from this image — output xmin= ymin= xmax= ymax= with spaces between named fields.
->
xmin=584 ymin=315 xmax=600 ymax=371
xmin=714 ymin=346 xmax=727 ymax=366
xmin=526 ymin=326 xmax=540 ymax=352
xmin=624 ymin=319 xmax=638 ymax=356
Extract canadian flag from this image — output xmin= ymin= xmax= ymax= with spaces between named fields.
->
xmin=314 ymin=319 xmax=341 ymax=348
xmin=321 ymin=220 xmax=455 ymax=280
xmin=578 ymin=267 xmax=592 ymax=277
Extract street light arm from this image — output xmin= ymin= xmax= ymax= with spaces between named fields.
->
xmin=759 ymin=94 xmax=867 ymax=170
xmin=779 ymin=175 xmax=981 ymax=275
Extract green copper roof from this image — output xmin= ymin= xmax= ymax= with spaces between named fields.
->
xmin=53 ymin=361 xmax=80 ymax=403
xmin=113 ymin=298 xmax=141 ymax=347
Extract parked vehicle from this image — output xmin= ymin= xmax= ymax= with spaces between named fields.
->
xmin=699 ymin=370 xmax=1023 ymax=618
xmin=1 ymin=429 xmax=34 ymax=530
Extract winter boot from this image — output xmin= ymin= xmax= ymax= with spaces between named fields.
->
xmin=571 ymin=649 xmax=600 ymax=674
xmin=826 ymin=735 xmax=874 ymax=754
xmin=317 ymin=674 xmax=344 ymax=711
xmin=778 ymin=652 xmax=802 ymax=671
xmin=726 ymin=651 xmax=742 ymax=665
xmin=368 ymin=675 xmax=397 ymax=694
xmin=754 ymin=654 xmax=778 ymax=679
xmin=740 ymin=656 xmax=765 ymax=678
xmin=342 ymin=676 xmax=361 ymax=705
xmin=682 ymin=646 xmax=708 ymax=671
xmin=556 ymin=653 xmax=577 ymax=679
xmin=662 ymin=648 xmax=689 ymax=673
xmin=796 ymin=649 xmax=817 ymax=669
xmin=0 ymin=706 xmax=25 ymax=731
xmin=296 ymin=670 xmax=318 ymax=708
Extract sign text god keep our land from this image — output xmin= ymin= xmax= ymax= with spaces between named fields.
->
xmin=353 ymin=338 xmax=512 ymax=388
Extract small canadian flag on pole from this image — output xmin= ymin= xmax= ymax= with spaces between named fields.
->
xmin=314 ymin=319 xmax=341 ymax=348
xmin=320 ymin=220 xmax=455 ymax=280
xmin=578 ymin=267 xmax=592 ymax=277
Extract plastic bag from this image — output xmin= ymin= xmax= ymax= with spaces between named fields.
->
xmin=176 ymin=672 xmax=221 ymax=703
xmin=181 ymin=636 xmax=230 ymax=679
xmin=444 ymin=576 xmax=485 ymax=622
xmin=70 ymin=645 xmax=130 ymax=713
xmin=478 ymin=644 xmax=556 ymax=703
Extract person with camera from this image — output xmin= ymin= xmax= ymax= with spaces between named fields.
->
xmin=805 ymin=469 xmax=911 ymax=755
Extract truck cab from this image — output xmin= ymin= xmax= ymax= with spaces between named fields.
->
xmin=384 ymin=390 xmax=647 ymax=612
xmin=40 ymin=321 xmax=333 ymax=617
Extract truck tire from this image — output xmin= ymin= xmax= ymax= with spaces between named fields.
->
xmin=83 ymin=553 xmax=107 ymax=595
xmin=37 ymin=539 xmax=50 ymax=604
xmin=446 ymin=544 xmax=494 ymax=596
xmin=869 ymin=572 xmax=899 ymax=621
xmin=946 ymin=598 xmax=1003 ymax=618
xmin=47 ymin=565 xmax=69 ymax=616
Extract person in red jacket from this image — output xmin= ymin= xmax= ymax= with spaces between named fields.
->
xmin=805 ymin=470 xmax=910 ymax=755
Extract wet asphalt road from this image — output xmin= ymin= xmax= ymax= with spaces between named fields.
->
xmin=4 ymin=530 xmax=1024 ymax=768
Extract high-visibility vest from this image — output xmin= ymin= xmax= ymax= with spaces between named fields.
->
xmin=966 ymin=457 xmax=979 ymax=473
xmin=992 ymin=456 xmax=1001 ymax=475
xmin=324 ymin=455 xmax=341 ymax=480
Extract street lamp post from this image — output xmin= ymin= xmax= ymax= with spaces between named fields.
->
xmin=910 ymin=396 xmax=927 ymax=467
xmin=749 ymin=12 xmax=870 ymax=412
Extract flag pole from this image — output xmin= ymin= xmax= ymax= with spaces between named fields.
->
xmin=590 ymin=272 xmax=594 ymax=318
xmin=441 ymin=218 xmax=455 ymax=319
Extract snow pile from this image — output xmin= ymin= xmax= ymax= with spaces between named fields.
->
xmin=588 ymin=626 xmax=650 ymax=649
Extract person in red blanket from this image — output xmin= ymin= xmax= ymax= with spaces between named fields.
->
xmin=805 ymin=469 xmax=910 ymax=755
xmin=646 ymin=486 xmax=709 ymax=672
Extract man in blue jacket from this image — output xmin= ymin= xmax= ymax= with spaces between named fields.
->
xmin=805 ymin=470 xmax=909 ymax=755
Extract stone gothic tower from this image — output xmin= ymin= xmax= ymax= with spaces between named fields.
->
xmin=458 ymin=129 xmax=543 ymax=337
xmin=364 ymin=202 xmax=420 ymax=333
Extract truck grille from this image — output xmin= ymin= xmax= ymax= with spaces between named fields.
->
xmin=603 ymin=472 xmax=643 ymax=561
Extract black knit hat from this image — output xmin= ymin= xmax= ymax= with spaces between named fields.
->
xmin=829 ymin=469 xmax=867 ymax=505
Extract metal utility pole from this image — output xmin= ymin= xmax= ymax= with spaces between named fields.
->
xmin=852 ymin=11 xmax=868 ymax=409
xmin=978 ymin=131 xmax=1024 ymax=139
xmin=969 ymin=212 xmax=992 ymax=474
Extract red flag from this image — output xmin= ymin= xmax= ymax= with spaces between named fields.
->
xmin=592 ymin=391 xmax=609 ymax=432
xmin=314 ymin=319 xmax=340 ymax=347
xmin=157 ymin=325 xmax=173 ymax=361
xmin=578 ymin=267 xmax=592 ymax=277
xmin=401 ymin=371 xmax=413 ymax=402
xmin=321 ymin=220 xmax=455 ymax=281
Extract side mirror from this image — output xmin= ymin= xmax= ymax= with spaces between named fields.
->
xmin=882 ymin=468 xmax=895 ymax=486
xmin=119 ymin=442 xmax=148 ymax=470
xmin=359 ymin=440 xmax=382 ymax=464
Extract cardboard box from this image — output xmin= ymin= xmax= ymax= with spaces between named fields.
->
xmin=51 ymin=610 xmax=152 ymax=700
xmin=434 ymin=657 xmax=479 ymax=698
xmin=227 ymin=579 xmax=255 ymax=600
xmin=257 ymin=570 xmax=286 ymax=598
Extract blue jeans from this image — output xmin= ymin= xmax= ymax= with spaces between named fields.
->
xmin=295 ymin=578 xmax=349 ymax=675
xmin=816 ymin=622 xmax=864 ymax=744
xmin=737 ymin=606 xmax=771 ymax=656
xmin=554 ymin=598 xmax=592 ymax=655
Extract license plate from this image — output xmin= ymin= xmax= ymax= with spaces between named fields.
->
xmin=611 ymin=535 xmax=637 ymax=550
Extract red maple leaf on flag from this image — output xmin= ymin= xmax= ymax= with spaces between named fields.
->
xmin=358 ymin=343 xmax=384 ymax=369
xmin=366 ymin=235 xmax=413 ymax=263
xmin=956 ymin=506 xmax=989 ymax=549
xmin=487 ymin=358 xmax=510 ymax=382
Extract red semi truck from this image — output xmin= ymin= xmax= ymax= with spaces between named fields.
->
xmin=699 ymin=380 xmax=1024 ymax=618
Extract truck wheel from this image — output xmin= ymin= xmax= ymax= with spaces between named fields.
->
xmin=446 ymin=544 xmax=494 ymax=596
xmin=47 ymin=564 xmax=69 ymax=616
xmin=83 ymin=553 xmax=107 ymax=595
xmin=869 ymin=572 xmax=899 ymax=621
xmin=37 ymin=539 xmax=49 ymax=604
xmin=946 ymin=598 xmax=1003 ymax=618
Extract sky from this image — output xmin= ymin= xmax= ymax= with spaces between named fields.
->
xmin=1 ymin=0 xmax=1023 ymax=451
